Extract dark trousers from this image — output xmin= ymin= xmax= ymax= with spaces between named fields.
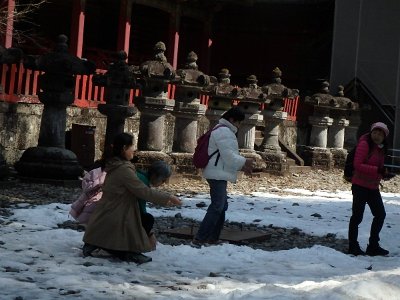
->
xmin=141 ymin=212 xmax=154 ymax=236
xmin=348 ymin=184 xmax=386 ymax=246
xmin=195 ymin=179 xmax=228 ymax=242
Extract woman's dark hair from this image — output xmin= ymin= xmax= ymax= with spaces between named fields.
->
xmin=148 ymin=160 xmax=172 ymax=184
xmin=112 ymin=132 xmax=134 ymax=158
xmin=367 ymin=132 xmax=388 ymax=154
xmin=221 ymin=106 xmax=245 ymax=122
xmin=94 ymin=133 xmax=134 ymax=170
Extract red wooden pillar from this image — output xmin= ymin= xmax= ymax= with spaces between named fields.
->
xmin=200 ymin=18 xmax=212 ymax=73
xmin=117 ymin=0 xmax=132 ymax=55
xmin=168 ymin=11 xmax=180 ymax=69
xmin=69 ymin=0 xmax=86 ymax=57
xmin=3 ymin=0 xmax=15 ymax=47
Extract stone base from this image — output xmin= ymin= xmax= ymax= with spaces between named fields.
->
xmin=239 ymin=150 xmax=266 ymax=172
xmin=257 ymin=151 xmax=289 ymax=175
xmin=330 ymin=148 xmax=348 ymax=168
xmin=14 ymin=146 xmax=83 ymax=180
xmin=169 ymin=152 xmax=201 ymax=175
xmin=0 ymin=152 xmax=8 ymax=179
xmin=297 ymin=145 xmax=334 ymax=170
xmin=133 ymin=151 xmax=174 ymax=171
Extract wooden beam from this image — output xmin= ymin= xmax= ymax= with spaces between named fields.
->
xmin=4 ymin=0 xmax=15 ymax=48
xmin=117 ymin=0 xmax=133 ymax=55
xmin=69 ymin=0 xmax=86 ymax=57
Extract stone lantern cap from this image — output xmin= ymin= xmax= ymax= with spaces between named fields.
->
xmin=262 ymin=67 xmax=299 ymax=100
xmin=0 ymin=45 xmax=23 ymax=64
xmin=92 ymin=51 xmax=137 ymax=89
xmin=305 ymin=81 xmax=358 ymax=110
xmin=332 ymin=85 xmax=359 ymax=110
xmin=174 ymin=51 xmax=211 ymax=87
xmin=203 ymin=68 xmax=241 ymax=99
xmin=23 ymin=35 xmax=95 ymax=75
xmin=239 ymin=74 xmax=268 ymax=105
xmin=139 ymin=41 xmax=175 ymax=80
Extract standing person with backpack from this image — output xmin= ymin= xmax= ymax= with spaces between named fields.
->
xmin=192 ymin=106 xmax=253 ymax=246
xmin=348 ymin=122 xmax=390 ymax=256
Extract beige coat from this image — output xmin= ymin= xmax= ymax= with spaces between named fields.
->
xmin=83 ymin=157 xmax=170 ymax=253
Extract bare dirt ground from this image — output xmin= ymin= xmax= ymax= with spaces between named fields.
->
xmin=165 ymin=168 xmax=400 ymax=196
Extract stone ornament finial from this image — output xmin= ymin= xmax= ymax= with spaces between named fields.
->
xmin=185 ymin=51 xmax=198 ymax=70
xmin=154 ymin=41 xmax=167 ymax=62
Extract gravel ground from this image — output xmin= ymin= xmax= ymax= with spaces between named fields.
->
xmin=1 ymin=169 xmax=399 ymax=254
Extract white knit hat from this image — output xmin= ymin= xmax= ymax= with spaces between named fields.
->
xmin=371 ymin=122 xmax=389 ymax=137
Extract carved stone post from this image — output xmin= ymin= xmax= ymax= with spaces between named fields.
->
xmin=134 ymin=42 xmax=175 ymax=166
xmin=92 ymin=51 xmax=138 ymax=154
xmin=15 ymin=35 xmax=95 ymax=180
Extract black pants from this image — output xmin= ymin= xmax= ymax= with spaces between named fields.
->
xmin=141 ymin=212 xmax=154 ymax=236
xmin=348 ymin=184 xmax=386 ymax=246
xmin=102 ymin=212 xmax=154 ymax=259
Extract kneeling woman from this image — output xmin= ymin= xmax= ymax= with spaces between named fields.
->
xmin=83 ymin=133 xmax=181 ymax=263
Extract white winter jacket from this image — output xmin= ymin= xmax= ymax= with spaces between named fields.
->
xmin=202 ymin=118 xmax=246 ymax=183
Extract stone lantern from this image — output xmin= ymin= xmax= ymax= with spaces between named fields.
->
xmin=170 ymin=51 xmax=211 ymax=173
xmin=92 ymin=51 xmax=138 ymax=154
xmin=205 ymin=68 xmax=241 ymax=128
xmin=260 ymin=67 xmax=298 ymax=173
xmin=237 ymin=75 xmax=267 ymax=170
xmin=134 ymin=41 xmax=175 ymax=165
xmin=298 ymin=81 xmax=335 ymax=169
xmin=0 ymin=45 xmax=23 ymax=179
xmin=328 ymin=85 xmax=359 ymax=167
xmin=15 ymin=35 xmax=95 ymax=180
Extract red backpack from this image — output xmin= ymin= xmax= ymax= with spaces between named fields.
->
xmin=192 ymin=124 xmax=226 ymax=169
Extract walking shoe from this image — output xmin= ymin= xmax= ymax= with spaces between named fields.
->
xmin=124 ymin=252 xmax=152 ymax=264
xmin=82 ymin=243 xmax=98 ymax=257
xmin=366 ymin=244 xmax=389 ymax=256
xmin=348 ymin=242 xmax=365 ymax=256
xmin=190 ymin=239 xmax=205 ymax=248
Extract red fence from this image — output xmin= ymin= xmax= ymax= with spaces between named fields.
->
xmin=0 ymin=63 xmax=298 ymax=121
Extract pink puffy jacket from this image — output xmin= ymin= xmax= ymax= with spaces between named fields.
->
xmin=352 ymin=133 xmax=385 ymax=190
xmin=69 ymin=167 xmax=107 ymax=224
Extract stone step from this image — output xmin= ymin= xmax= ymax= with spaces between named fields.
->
xmin=287 ymin=165 xmax=312 ymax=173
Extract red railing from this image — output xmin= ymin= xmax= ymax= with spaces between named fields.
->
xmin=0 ymin=63 xmax=299 ymax=120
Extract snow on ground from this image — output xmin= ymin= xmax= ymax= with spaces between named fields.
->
xmin=1 ymin=188 xmax=400 ymax=299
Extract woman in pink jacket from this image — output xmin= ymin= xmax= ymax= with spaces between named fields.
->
xmin=348 ymin=122 xmax=390 ymax=256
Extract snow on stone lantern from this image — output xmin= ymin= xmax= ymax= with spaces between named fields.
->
xmin=92 ymin=51 xmax=138 ymax=154
xmin=134 ymin=41 xmax=175 ymax=165
xmin=15 ymin=34 xmax=95 ymax=180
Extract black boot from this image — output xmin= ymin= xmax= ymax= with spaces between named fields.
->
xmin=348 ymin=242 xmax=365 ymax=256
xmin=82 ymin=243 xmax=98 ymax=257
xmin=366 ymin=244 xmax=389 ymax=256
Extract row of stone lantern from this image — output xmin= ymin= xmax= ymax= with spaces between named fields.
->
xmin=8 ymin=35 xmax=311 ymax=180
xmin=298 ymin=81 xmax=359 ymax=169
